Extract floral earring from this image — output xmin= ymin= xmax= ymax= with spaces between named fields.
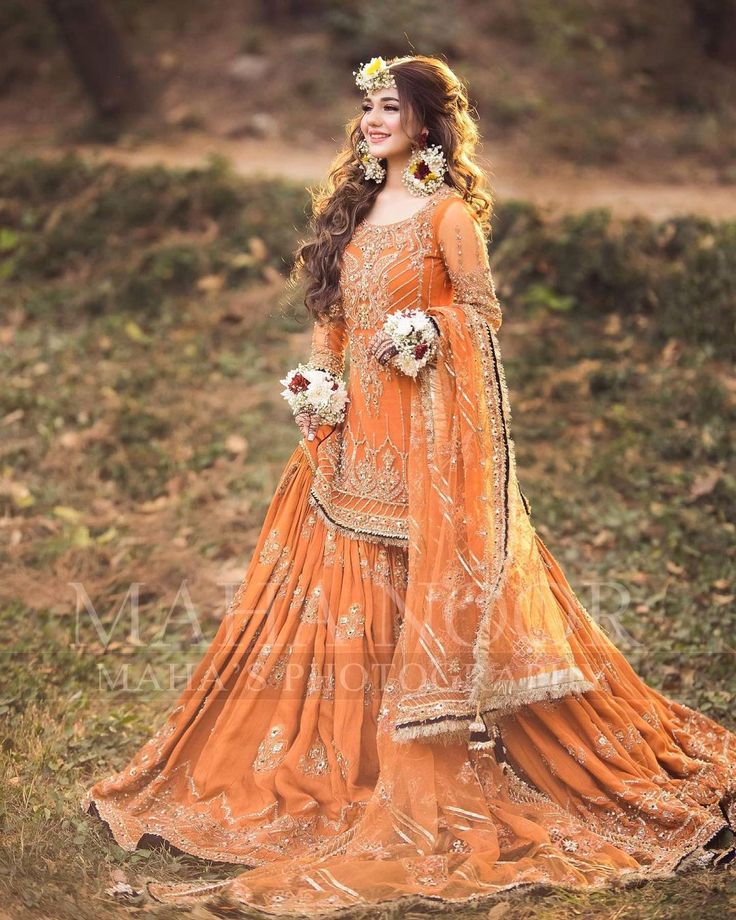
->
xmin=356 ymin=137 xmax=386 ymax=183
xmin=401 ymin=132 xmax=447 ymax=197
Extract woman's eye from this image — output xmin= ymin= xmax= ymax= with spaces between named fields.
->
xmin=361 ymin=105 xmax=398 ymax=112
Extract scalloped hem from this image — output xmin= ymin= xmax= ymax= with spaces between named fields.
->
xmin=81 ymin=793 xmax=264 ymax=866
xmin=141 ymin=811 xmax=735 ymax=914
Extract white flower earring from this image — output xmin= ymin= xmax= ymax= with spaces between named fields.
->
xmin=401 ymin=133 xmax=447 ymax=197
xmin=356 ymin=137 xmax=386 ymax=184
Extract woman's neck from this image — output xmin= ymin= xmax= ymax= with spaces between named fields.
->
xmin=382 ymin=153 xmax=412 ymax=190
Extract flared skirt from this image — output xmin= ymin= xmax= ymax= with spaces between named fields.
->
xmin=82 ymin=439 xmax=736 ymax=914
xmin=83 ymin=438 xmax=409 ymax=864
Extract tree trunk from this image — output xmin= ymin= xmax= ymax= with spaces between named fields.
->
xmin=45 ymin=0 xmax=143 ymax=120
xmin=690 ymin=0 xmax=736 ymax=67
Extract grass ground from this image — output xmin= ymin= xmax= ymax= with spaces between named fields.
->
xmin=0 ymin=157 xmax=734 ymax=919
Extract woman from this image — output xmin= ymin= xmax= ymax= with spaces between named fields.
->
xmin=82 ymin=55 xmax=735 ymax=914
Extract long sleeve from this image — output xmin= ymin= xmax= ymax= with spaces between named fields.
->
xmin=435 ymin=199 xmax=503 ymax=332
xmin=307 ymin=310 xmax=348 ymax=377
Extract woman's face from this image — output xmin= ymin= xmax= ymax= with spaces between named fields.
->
xmin=360 ymin=88 xmax=423 ymax=159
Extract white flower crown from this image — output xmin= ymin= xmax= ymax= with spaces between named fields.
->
xmin=353 ymin=56 xmax=398 ymax=93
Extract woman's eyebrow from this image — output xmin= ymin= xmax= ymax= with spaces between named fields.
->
xmin=363 ymin=95 xmax=400 ymax=103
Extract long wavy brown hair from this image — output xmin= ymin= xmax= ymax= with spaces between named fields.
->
xmin=288 ymin=54 xmax=493 ymax=323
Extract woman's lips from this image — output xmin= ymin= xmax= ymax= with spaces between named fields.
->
xmin=370 ymin=134 xmax=390 ymax=142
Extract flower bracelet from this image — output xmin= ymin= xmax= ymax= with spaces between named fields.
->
xmin=380 ymin=308 xmax=440 ymax=378
xmin=280 ymin=363 xmax=349 ymax=428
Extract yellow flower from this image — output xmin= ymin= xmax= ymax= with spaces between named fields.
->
xmin=354 ymin=56 xmax=397 ymax=92
xmin=365 ymin=57 xmax=387 ymax=77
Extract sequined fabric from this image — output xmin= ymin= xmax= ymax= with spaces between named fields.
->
xmin=307 ymin=183 xmax=501 ymax=547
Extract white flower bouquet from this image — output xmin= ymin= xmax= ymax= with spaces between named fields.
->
xmin=382 ymin=308 xmax=440 ymax=378
xmin=280 ymin=363 xmax=349 ymax=427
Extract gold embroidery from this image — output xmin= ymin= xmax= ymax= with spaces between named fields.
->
xmin=444 ymin=264 xmax=503 ymax=330
xmin=308 ymin=314 xmax=348 ymax=376
xmin=306 ymin=660 xmax=322 ymax=696
xmin=335 ymin=602 xmax=365 ymax=641
xmin=299 ymin=510 xmax=317 ymax=541
xmin=436 ymin=199 xmax=504 ymax=332
xmin=300 ymin=584 xmax=323 ymax=624
xmin=258 ymin=527 xmax=281 ymax=565
xmin=297 ymin=740 xmax=331 ymax=775
xmin=308 ymin=487 xmax=409 ymax=547
xmin=272 ymin=552 xmax=292 ymax=586
xmin=253 ymin=724 xmax=288 ymax=773
xmin=323 ymin=527 xmax=337 ymax=566
xmin=331 ymin=739 xmax=350 ymax=779
xmin=250 ymin=643 xmax=272 ymax=677
xmin=266 ymin=645 xmax=292 ymax=686
xmin=344 ymin=332 xmax=393 ymax=417
xmin=341 ymin=185 xmax=455 ymax=414
xmin=335 ymin=430 xmax=408 ymax=505
xmin=297 ymin=186 xmax=493 ymax=548
xmin=288 ymin=580 xmax=305 ymax=611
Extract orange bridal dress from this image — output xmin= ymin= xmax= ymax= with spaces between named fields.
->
xmin=82 ymin=183 xmax=736 ymax=914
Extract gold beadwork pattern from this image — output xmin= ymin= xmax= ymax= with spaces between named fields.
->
xmin=436 ymin=199 xmax=503 ymax=333
xmin=308 ymin=314 xmax=348 ymax=376
xmin=297 ymin=740 xmax=331 ymax=775
xmin=335 ymin=602 xmax=366 ymax=641
xmin=253 ymin=724 xmax=289 ymax=773
xmin=258 ymin=528 xmax=282 ymax=565
xmin=335 ymin=429 xmax=408 ymax=505
xmin=299 ymin=191 xmax=508 ymax=553
xmin=343 ymin=189 xmax=451 ymax=412
xmin=300 ymin=584 xmax=323 ymax=625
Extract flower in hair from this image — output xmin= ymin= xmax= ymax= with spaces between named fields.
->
xmin=354 ymin=56 xmax=397 ymax=93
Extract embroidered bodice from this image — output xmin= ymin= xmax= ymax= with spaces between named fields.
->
xmin=303 ymin=184 xmax=503 ymax=546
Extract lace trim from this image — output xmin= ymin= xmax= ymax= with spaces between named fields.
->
xmin=499 ymin=759 xmax=731 ymax=878
xmin=144 ymin=804 xmax=733 ymax=909
xmin=298 ymin=441 xmax=410 ymax=547
xmin=307 ymin=489 xmax=408 ymax=549
xmin=392 ymin=672 xmax=596 ymax=743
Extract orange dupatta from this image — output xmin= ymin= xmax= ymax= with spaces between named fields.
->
xmin=389 ymin=202 xmax=594 ymax=743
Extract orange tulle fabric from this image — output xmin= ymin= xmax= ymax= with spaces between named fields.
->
xmin=82 ymin=184 xmax=736 ymax=914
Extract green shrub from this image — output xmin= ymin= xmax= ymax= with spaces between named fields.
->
xmin=491 ymin=201 xmax=735 ymax=359
xmin=1 ymin=154 xmax=733 ymax=358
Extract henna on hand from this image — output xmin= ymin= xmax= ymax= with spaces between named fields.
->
xmin=369 ymin=330 xmax=399 ymax=366
xmin=294 ymin=407 xmax=320 ymax=441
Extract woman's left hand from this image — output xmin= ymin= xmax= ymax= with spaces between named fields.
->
xmin=368 ymin=329 xmax=398 ymax=366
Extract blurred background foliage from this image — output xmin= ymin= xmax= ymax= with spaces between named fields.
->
xmin=1 ymin=0 xmax=735 ymax=174
xmin=0 ymin=154 xmax=733 ymax=356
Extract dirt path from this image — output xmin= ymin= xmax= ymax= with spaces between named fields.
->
xmin=24 ymin=134 xmax=736 ymax=220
